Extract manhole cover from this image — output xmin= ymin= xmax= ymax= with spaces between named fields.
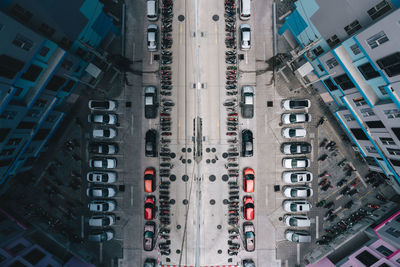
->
xmin=178 ymin=15 xmax=185 ymax=21
xmin=206 ymin=148 xmax=210 ymax=153
xmin=222 ymin=175 xmax=229 ymax=181
xmin=209 ymin=175 xmax=216 ymax=182
xmin=188 ymin=159 xmax=192 ymax=164
xmin=177 ymin=224 xmax=181 ymax=229
xmin=223 ymin=199 xmax=229 ymax=204
xmin=210 ymin=199 xmax=215 ymax=205
xmin=206 ymin=159 xmax=210 ymax=164
xmin=217 ymin=224 xmax=222 ymax=229
xmin=187 ymin=148 xmax=192 ymax=152
xmin=176 ymin=249 xmax=181 ymax=254
xmin=170 ymin=153 xmax=176 ymax=158
xmin=183 ymin=199 xmax=188 ymax=205
xmin=181 ymin=148 xmax=186 ymax=152
xmin=218 ymin=249 xmax=222 ymax=254
xmin=182 ymin=175 xmax=189 ymax=182
xmin=212 ymin=14 xmax=219 ymax=21
xmin=222 ymin=153 xmax=228 ymax=158
xmin=170 ymin=199 xmax=175 ymax=204
xmin=212 ymin=159 xmax=216 ymax=164
xmin=211 ymin=148 xmax=216 ymax=152
xmin=182 ymin=159 xmax=186 ymax=163
xmin=170 ymin=175 xmax=176 ymax=181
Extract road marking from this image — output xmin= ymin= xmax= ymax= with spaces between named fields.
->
xmin=297 ymin=244 xmax=300 ymax=264
xmin=245 ymin=51 xmax=248 ymax=64
xmin=285 ymin=260 xmax=289 ymax=267
xmin=150 ymin=52 xmax=153 ymax=65
xmin=214 ymin=24 xmax=218 ymax=44
xmin=334 ymin=206 xmax=342 ymax=213
xmin=99 ymin=242 xmax=103 ymax=263
xmin=336 ymin=194 xmax=343 ymax=200
xmin=81 ymin=215 xmax=84 ymax=238
xmin=316 ymin=216 xmax=319 ymax=239
xmin=180 ymin=24 xmax=183 ymax=45
xmin=130 ymin=186 xmax=134 ymax=206
xmin=178 ymin=120 xmax=181 ymax=140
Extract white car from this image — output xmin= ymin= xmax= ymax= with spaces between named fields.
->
xmin=88 ymin=114 xmax=117 ymax=125
xmin=281 ymin=128 xmax=306 ymax=138
xmin=87 ymin=230 xmax=114 ymax=242
xmin=88 ymin=214 xmax=116 ymax=227
xmin=282 ymin=113 xmax=312 ymax=124
xmin=283 ymin=158 xmax=310 ymax=169
xmin=284 ymin=215 xmax=311 ymax=227
xmin=147 ymin=24 xmax=158 ymax=51
xmin=87 ymin=171 xmax=117 ymax=183
xmin=88 ymin=100 xmax=116 ymax=111
xmin=86 ymin=187 xmax=116 ymax=198
xmin=283 ymin=200 xmax=311 ymax=212
xmin=92 ymin=128 xmax=117 ymax=139
xmin=282 ymin=99 xmax=311 ymax=110
xmin=282 ymin=171 xmax=313 ymax=184
xmin=88 ymin=200 xmax=116 ymax=212
xmin=240 ymin=24 xmax=251 ymax=50
xmin=239 ymin=0 xmax=251 ymax=20
xmin=283 ymin=186 xmax=313 ymax=198
xmin=285 ymin=230 xmax=311 ymax=243
xmin=89 ymin=158 xmax=117 ymax=169
xmin=146 ymin=0 xmax=158 ymax=21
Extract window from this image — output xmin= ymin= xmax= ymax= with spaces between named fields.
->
xmin=8 ymin=260 xmax=27 ymax=267
xmin=360 ymin=108 xmax=375 ymax=117
xmin=327 ymin=35 xmax=341 ymax=48
xmin=34 ymin=99 xmax=47 ymax=108
xmin=74 ymin=65 xmax=82 ymax=73
xmin=334 ymin=74 xmax=355 ymax=90
xmin=0 ymin=128 xmax=11 ymax=142
xmin=7 ymin=138 xmax=22 ymax=146
xmin=45 ymin=75 xmax=66 ymax=91
xmin=14 ymin=86 xmax=23 ymax=97
xmin=365 ymin=146 xmax=377 ymax=154
xmin=33 ymin=129 xmax=50 ymax=141
xmin=376 ymin=52 xmax=400 ymax=77
xmin=60 ymin=37 xmax=72 ymax=50
xmin=0 ymin=159 xmax=12 ymax=167
xmin=61 ymin=80 xmax=76 ymax=92
xmin=0 ymin=110 xmax=17 ymax=120
xmin=20 ymin=64 xmax=43 ymax=82
xmin=9 ymin=4 xmax=32 ymax=23
xmin=380 ymin=137 xmax=395 ymax=145
xmin=368 ymin=0 xmax=392 ymax=20
xmin=344 ymin=114 xmax=355 ymax=122
xmin=351 ymin=128 xmax=369 ymax=140
xmin=323 ymin=79 xmax=338 ymax=91
xmin=9 ymin=243 xmax=26 ymax=254
xmin=388 ymin=148 xmax=400 ymax=156
xmin=39 ymin=46 xmax=50 ymax=57
xmin=23 ymin=248 xmax=45 ymax=265
xmin=61 ymin=59 xmax=73 ymax=71
xmin=17 ymin=121 xmax=36 ymax=129
xmin=0 ymin=54 xmax=25 ymax=79
xmin=38 ymin=23 xmax=55 ymax=38
xmin=75 ymin=47 xmax=87 ymax=58
xmin=378 ymin=85 xmax=388 ymax=95
xmin=326 ymin=58 xmax=338 ymax=69
xmin=0 ymin=148 xmax=15 ymax=156
xmin=12 ymin=34 xmax=33 ymax=51
xmin=355 ymin=250 xmax=379 ymax=266
xmin=391 ymin=159 xmax=400 ymax=166
xmin=367 ymin=31 xmax=389 ymax=49
xmin=27 ymin=109 xmax=41 ymax=118
xmin=312 ymin=46 xmax=324 ymax=57
xmin=317 ymin=64 xmax=324 ymax=72
xmin=350 ymin=44 xmax=361 ymax=55
xmin=392 ymin=128 xmax=400 ymax=141
xmin=358 ymin=63 xmax=380 ymax=80
xmin=344 ymin=20 xmax=362 ymax=36
xmin=366 ymin=120 xmax=385 ymax=128
xmin=384 ymin=109 xmax=400 ymax=119
xmin=386 ymin=227 xmax=400 ymax=238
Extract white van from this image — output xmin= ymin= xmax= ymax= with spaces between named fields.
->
xmin=240 ymin=0 xmax=251 ymax=20
xmin=147 ymin=0 xmax=158 ymax=21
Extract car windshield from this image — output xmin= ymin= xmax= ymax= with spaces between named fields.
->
xmin=289 ymin=218 xmax=297 ymax=226
xmin=290 ymin=203 xmax=297 ymax=211
xmin=104 ymin=129 xmax=110 ymax=137
xmin=290 ymin=174 xmax=298 ymax=183
xmin=144 ymin=231 xmax=153 ymax=238
xmin=103 ymin=115 xmax=110 ymax=123
xmin=246 ymin=174 xmax=254 ymax=180
xmin=292 ymin=160 xmax=298 ymax=167
xmin=289 ymin=114 xmax=297 ymax=122
xmin=245 ymin=203 xmax=254 ymax=209
xmin=93 ymin=101 xmax=109 ymax=108
xmin=290 ymin=145 xmax=297 ymax=153
xmin=290 ymin=190 xmax=298 ymax=197
xmin=289 ymin=129 xmax=296 ymax=137
xmin=144 ymin=174 xmax=153 ymax=180
xmin=100 ymin=233 xmax=107 ymax=241
xmin=103 ymin=203 xmax=108 ymax=210
xmin=246 ymin=231 xmax=254 ymax=238
xmin=292 ymin=233 xmax=299 ymax=242
xmin=290 ymin=100 xmax=307 ymax=108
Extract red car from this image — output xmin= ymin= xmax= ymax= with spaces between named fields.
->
xmin=243 ymin=168 xmax=255 ymax=193
xmin=144 ymin=196 xmax=155 ymax=220
xmin=144 ymin=168 xmax=156 ymax=192
xmin=243 ymin=196 xmax=254 ymax=220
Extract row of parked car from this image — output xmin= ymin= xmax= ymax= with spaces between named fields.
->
xmin=280 ymin=99 xmax=313 ymax=243
xmin=86 ymin=100 xmax=120 ymax=242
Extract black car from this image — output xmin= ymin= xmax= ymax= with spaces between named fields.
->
xmin=241 ymin=129 xmax=253 ymax=157
xmin=145 ymin=129 xmax=157 ymax=157
xmin=281 ymin=142 xmax=311 ymax=155
xmin=144 ymin=258 xmax=156 ymax=267
xmin=243 ymin=259 xmax=255 ymax=267
xmin=144 ymin=86 xmax=158 ymax=119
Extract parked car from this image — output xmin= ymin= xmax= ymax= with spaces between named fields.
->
xmin=144 ymin=196 xmax=155 ymax=220
xmin=89 ymin=143 xmax=118 ymax=154
xmin=86 ymin=186 xmax=116 ymax=198
xmin=282 ymin=158 xmax=310 ymax=169
xmin=284 ymin=215 xmax=311 ymax=227
xmin=241 ymin=86 xmax=254 ymax=118
xmin=145 ymin=129 xmax=157 ymax=157
xmin=243 ymin=167 xmax=255 ymax=193
xmin=243 ymin=259 xmax=255 ymax=267
xmin=285 ymin=230 xmax=311 ymax=243
xmin=87 ymin=230 xmax=114 ymax=242
xmin=146 ymin=0 xmax=158 ymax=21
xmin=283 ymin=186 xmax=313 ymax=198
xmin=281 ymin=127 xmax=306 ymax=138
xmin=243 ymin=222 xmax=255 ymax=252
xmin=144 ymin=168 xmax=156 ymax=192
xmin=88 ymin=100 xmax=116 ymax=111
xmin=92 ymin=128 xmax=117 ymax=139
xmin=144 ymin=86 xmax=158 ymax=119
xmin=282 ymin=171 xmax=313 ymax=184
xmin=87 ymin=171 xmax=117 ymax=183
xmin=144 ymin=259 xmax=156 ymax=267
xmin=88 ymin=200 xmax=116 ymax=212
xmin=281 ymin=99 xmax=311 ymax=110
xmin=283 ymin=200 xmax=311 ymax=212
xmin=89 ymin=158 xmax=117 ymax=169
xmin=143 ymin=221 xmax=156 ymax=251
xmin=282 ymin=113 xmax=312 ymax=124
xmin=239 ymin=0 xmax=251 ymax=20
xmin=241 ymin=129 xmax=253 ymax=157
xmin=281 ymin=142 xmax=311 ymax=155
xmin=88 ymin=114 xmax=117 ymax=125
xmin=88 ymin=214 xmax=116 ymax=227
xmin=243 ymin=196 xmax=254 ymax=220
xmin=147 ymin=24 xmax=158 ymax=51
xmin=240 ymin=24 xmax=251 ymax=50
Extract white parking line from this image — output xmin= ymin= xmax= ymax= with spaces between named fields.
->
xmin=334 ymin=206 xmax=342 ymax=213
xmin=285 ymin=260 xmax=289 ymax=267
xmin=336 ymin=194 xmax=343 ymax=200
xmin=81 ymin=215 xmax=84 ymax=238
xmin=316 ymin=216 xmax=319 ymax=239
xmin=150 ymin=52 xmax=153 ymax=65
xmin=130 ymin=186 xmax=134 ymax=206
xmin=297 ymin=243 xmax=300 ymax=264
xmin=245 ymin=51 xmax=248 ymax=64
xmin=130 ymin=114 xmax=134 ymax=135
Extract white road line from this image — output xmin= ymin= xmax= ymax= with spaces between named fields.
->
xmin=99 ymin=242 xmax=103 ymax=263
xmin=130 ymin=186 xmax=134 ymax=206
xmin=334 ymin=206 xmax=342 ymax=213
xmin=336 ymin=194 xmax=343 ymax=200
xmin=245 ymin=51 xmax=248 ymax=64
xmin=150 ymin=52 xmax=153 ymax=65
xmin=285 ymin=260 xmax=289 ymax=267
xmin=130 ymin=114 xmax=134 ymax=135
xmin=316 ymin=216 xmax=319 ymax=239
xmin=81 ymin=215 xmax=84 ymax=238
xmin=297 ymin=243 xmax=300 ymax=265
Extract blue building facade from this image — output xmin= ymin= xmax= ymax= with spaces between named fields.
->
xmin=279 ymin=0 xmax=400 ymax=192
xmin=0 ymin=0 xmax=118 ymax=186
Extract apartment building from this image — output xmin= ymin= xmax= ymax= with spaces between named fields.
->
xmin=279 ymin=0 xmax=400 ymax=192
xmin=0 ymin=0 xmax=119 ymax=188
